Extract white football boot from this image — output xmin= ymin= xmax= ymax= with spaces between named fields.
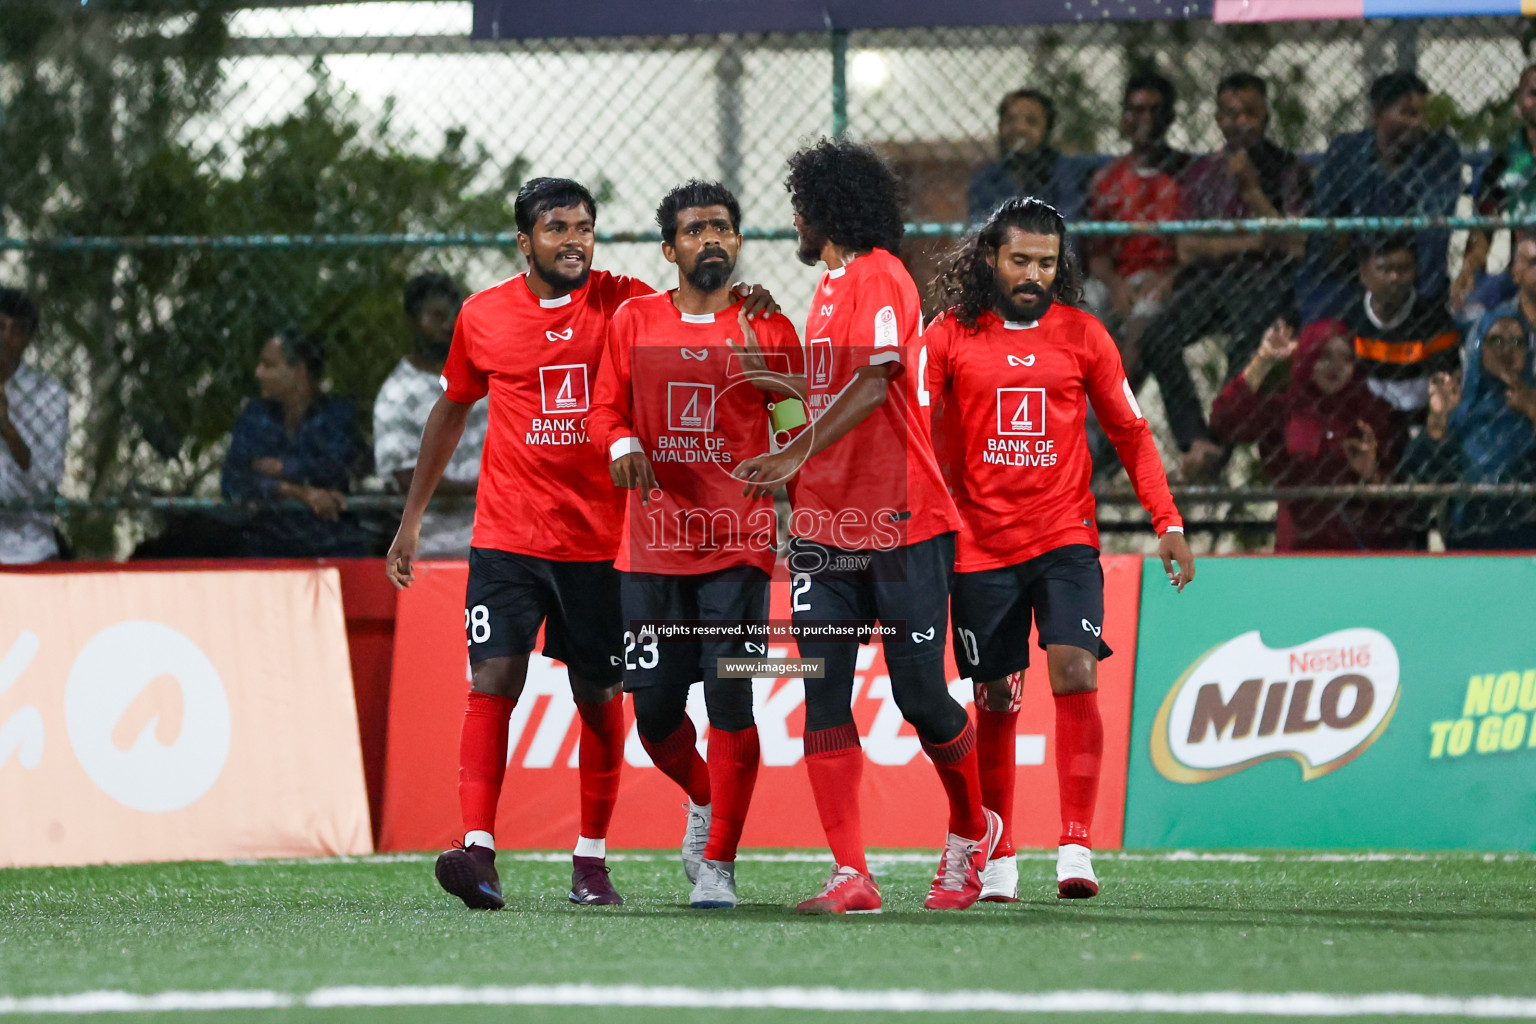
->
xmin=979 ymin=853 xmax=1020 ymax=902
xmin=1056 ymin=843 xmax=1099 ymax=899
xmin=682 ymin=800 xmax=711 ymax=884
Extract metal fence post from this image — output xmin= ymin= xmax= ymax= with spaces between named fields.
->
xmin=831 ymin=27 xmax=849 ymax=137
xmin=715 ymin=36 xmax=744 ymax=194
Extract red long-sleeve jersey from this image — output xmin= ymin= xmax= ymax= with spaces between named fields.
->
xmin=926 ymin=305 xmax=1181 ymax=571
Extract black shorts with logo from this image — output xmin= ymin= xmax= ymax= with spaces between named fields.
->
xmin=950 ymin=543 xmax=1112 ymax=681
xmin=619 ymin=565 xmax=771 ymax=691
xmin=464 ymin=547 xmax=622 ymax=684
xmin=787 ymin=532 xmax=955 ymax=666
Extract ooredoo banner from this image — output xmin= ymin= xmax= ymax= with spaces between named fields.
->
xmin=1124 ymin=555 xmax=1536 ymax=850
xmin=0 ymin=569 xmax=373 ymax=867
xmin=377 ymin=556 xmax=1141 ymax=852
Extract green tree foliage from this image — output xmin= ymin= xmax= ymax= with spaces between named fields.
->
xmin=0 ymin=2 xmax=519 ymax=555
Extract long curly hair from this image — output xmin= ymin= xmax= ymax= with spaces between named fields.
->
xmin=784 ymin=137 xmax=905 ymax=254
xmin=935 ymin=197 xmax=1084 ymax=331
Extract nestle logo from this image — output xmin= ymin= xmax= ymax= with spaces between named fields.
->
xmin=1289 ymin=645 xmax=1372 ymax=674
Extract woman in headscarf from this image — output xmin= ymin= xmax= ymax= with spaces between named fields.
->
xmin=1399 ymin=313 xmax=1536 ymax=549
xmin=1210 ymin=317 xmax=1411 ymax=550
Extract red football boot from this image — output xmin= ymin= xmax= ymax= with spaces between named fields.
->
xmin=924 ymin=809 xmax=1001 ymax=910
xmin=794 ymin=866 xmax=882 ymax=915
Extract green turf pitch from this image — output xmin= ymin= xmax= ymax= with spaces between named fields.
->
xmin=1 ymin=850 xmax=1533 ymax=1022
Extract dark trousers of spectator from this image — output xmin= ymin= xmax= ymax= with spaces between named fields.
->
xmin=1135 ymin=263 xmax=1294 ymax=451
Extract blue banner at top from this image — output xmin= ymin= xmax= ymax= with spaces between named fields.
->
xmin=472 ymin=0 xmax=1212 ymax=41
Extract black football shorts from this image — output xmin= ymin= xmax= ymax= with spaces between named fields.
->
xmin=464 ymin=547 xmax=622 ymax=683
xmin=950 ymin=543 xmax=1112 ymax=681
xmin=618 ymin=565 xmax=771 ymax=692
xmin=786 ymin=532 xmax=955 ymax=666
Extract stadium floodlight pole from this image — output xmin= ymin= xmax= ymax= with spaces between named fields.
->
xmin=830 ymin=27 xmax=849 ymax=137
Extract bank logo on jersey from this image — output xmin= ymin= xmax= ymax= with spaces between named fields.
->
xmin=539 ymin=363 xmax=589 ymax=414
xmin=996 ymin=387 xmax=1046 ymax=436
xmin=667 ymin=382 xmax=716 ymax=432
xmin=809 ymin=338 xmax=834 ymax=388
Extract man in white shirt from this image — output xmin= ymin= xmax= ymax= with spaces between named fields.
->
xmin=374 ymin=273 xmax=486 ymax=558
xmin=0 ymin=288 xmax=66 ymax=565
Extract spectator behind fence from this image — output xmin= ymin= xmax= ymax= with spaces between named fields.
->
xmin=221 ymin=327 xmax=365 ymax=557
xmin=1453 ymin=63 xmax=1536 ymax=325
xmin=1401 ymin=314 xmax=1536 ymax=550
xmin=1084 ymin=70 xmax=1191 ymax=364
xmin=968 ymin=88 xmax=1089 ymax=223
xmin=373 ymin=272 xmax=485 ymax=558
xmin=1464 ymin=233 xmax=1536 ymax=362
xmin=1297 ymin=71 xmax=1462 ymax=325
xmin=1345 ymin=234 xmax=1459 ymax=425
xmin=1210 ymin=318 xmax=1411 ymax=551
xmin=0 ymin=287 xmax=66 ymax=564
xmin=1134 ymin=71 xmax=1311 ymax=480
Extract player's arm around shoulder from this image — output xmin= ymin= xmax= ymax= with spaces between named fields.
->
xmin=730 ymin=307 xmax=808 ymax=401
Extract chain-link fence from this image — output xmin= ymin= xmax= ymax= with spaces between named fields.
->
xmin=2 ymin=3 xmax=1535 ymax=560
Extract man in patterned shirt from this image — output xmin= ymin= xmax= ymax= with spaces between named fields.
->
xmin=373 ymin=273 xmax=486 ymax=558
xmin=0 ymin=287 xmax=67 ymax=565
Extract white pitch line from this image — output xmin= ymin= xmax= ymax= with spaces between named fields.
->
xmin=4 ymin=985 xmax=1536 ymax=1018
xmin=223 ymin=849 xmax=1536 ymax=868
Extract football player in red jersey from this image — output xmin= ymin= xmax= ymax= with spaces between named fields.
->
xmin=591 ymin=180 xmax=803 ymax=909
xmin=927 ymin=196 xmax=1195 ymax=902
xmin=734 ymin=139 xmax=999 ymax=914
xmin=385 ymin=178 xmax=776 ymax=911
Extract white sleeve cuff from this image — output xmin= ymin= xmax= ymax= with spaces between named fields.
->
xmin=868 ymin=349 xmax=903 ymax=366
xmin=609 ymin=437 xmax=643 ymax=461
xmin=1162 ymin=526 xmax=1184 ymax=535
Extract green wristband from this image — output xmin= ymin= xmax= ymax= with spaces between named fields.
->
xmin=768 ymin=399 xmax=807 ymax=434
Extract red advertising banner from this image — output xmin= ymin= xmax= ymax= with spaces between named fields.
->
xmin=0 ymin=569 xmax=373 ymax=867
xmin=378 ymin=557 xmax=1140 ymax=852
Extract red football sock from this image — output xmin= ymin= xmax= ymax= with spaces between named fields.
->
xmin=922 ymin=718 xmax=986 ymax=841
xmin=1055 ymin=690 xmax=1103 ymax=848
xmin=459 ymin=690 xmax=516 ymax=837
xmin=640 ymin=717 xmax=710 ymax=807
xmin=703 ymin=725 xmax=760 ymax=862
xmin=803 ymin=723 xmax=868 ymax=876
xmin=975 ymin=706 xmax=1020 ymax=856
xmin=575 ymin=694 xmax=625 ymax=840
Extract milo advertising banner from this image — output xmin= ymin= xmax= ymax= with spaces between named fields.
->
xmin=1124 ymin=556 xmax=1536 ymax=850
